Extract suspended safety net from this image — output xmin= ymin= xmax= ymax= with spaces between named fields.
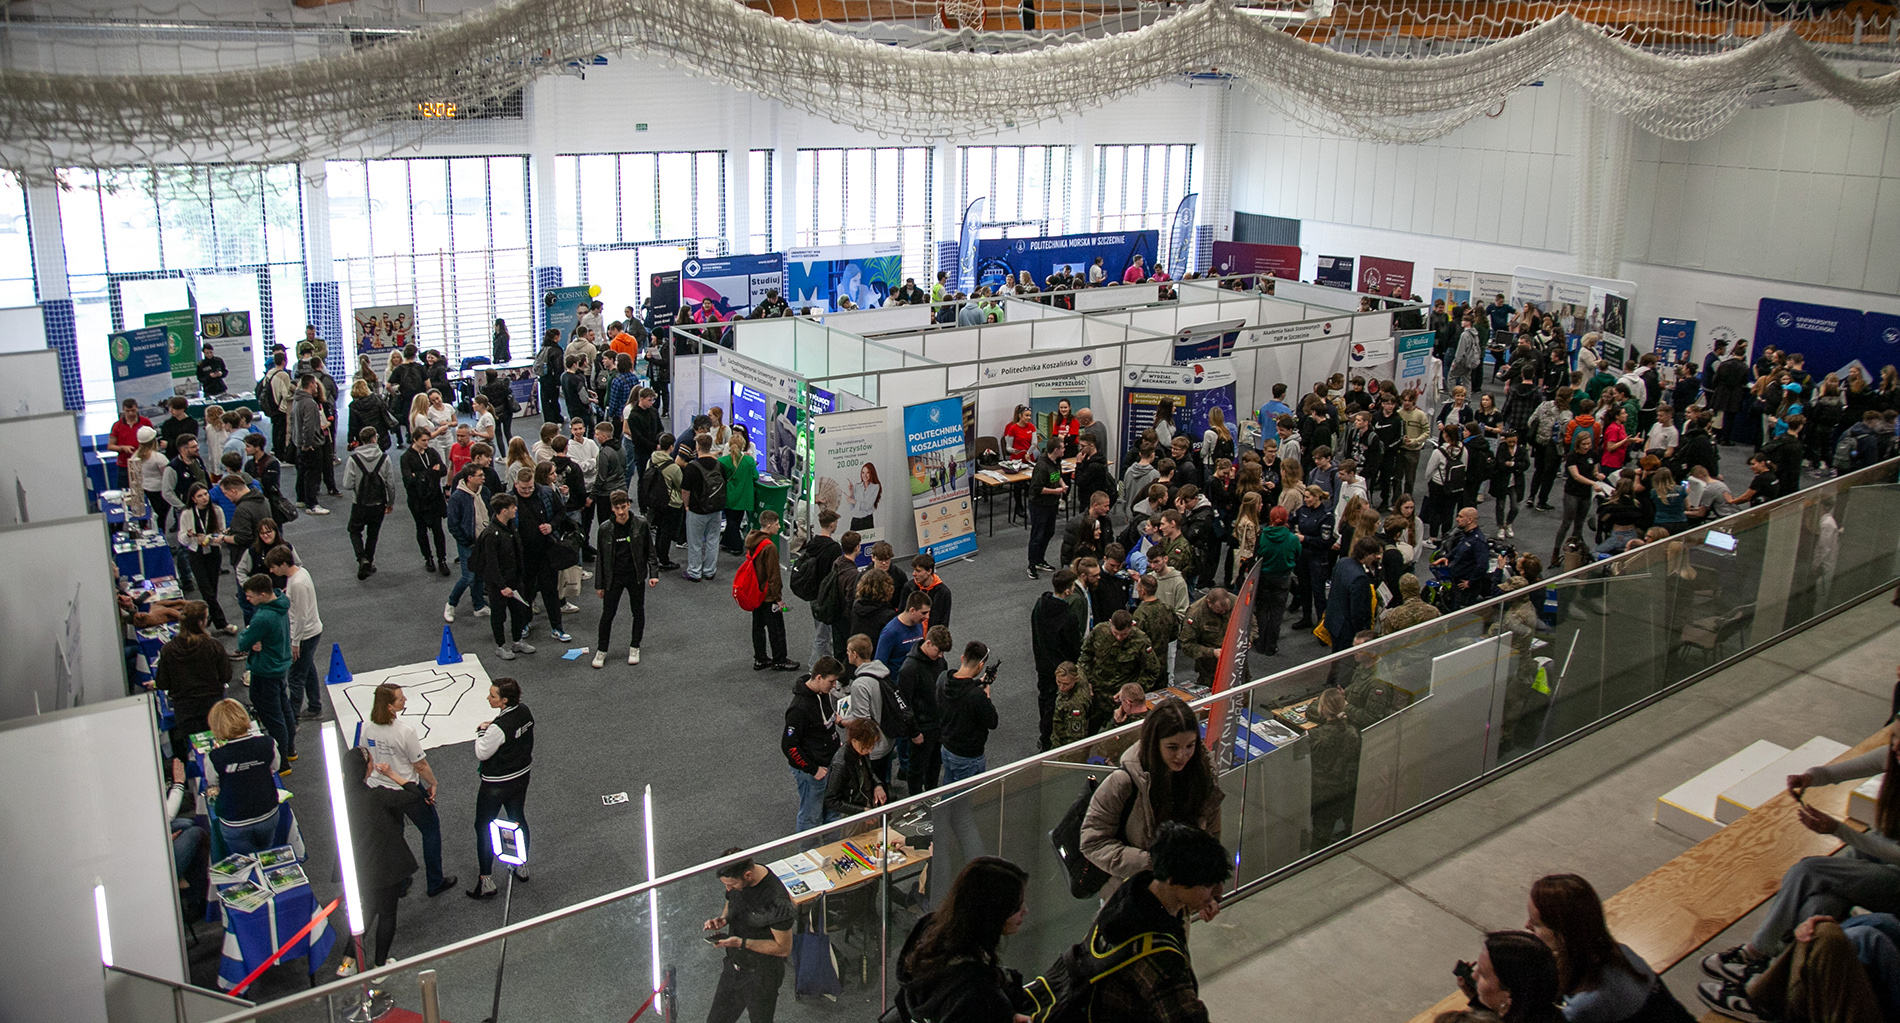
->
xmin=1 ymin=0 xmax=1897 ymax=174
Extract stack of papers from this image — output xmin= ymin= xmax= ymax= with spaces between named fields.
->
xmin=767 ymin=852 xmax=835 ymax=897
xmin=262 ymin=862 xmax=309 ymax=893
xmin=220 ymin=879 xmax=273 ymax=913
xmin=209 ymin=853 xmax=256 ymax=885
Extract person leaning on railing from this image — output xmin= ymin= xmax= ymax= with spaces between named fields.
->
xmin=1079 ymin=697 xmax=1223 ymax=903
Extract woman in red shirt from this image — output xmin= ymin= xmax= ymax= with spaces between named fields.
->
xmin=1598 ymin=405 xmax=1633 ymax=473
xmin=1003 ymin=405 xmax=1037 ymax=462
xmin=1050 ymin=399 xmax=1080 ymax=459
xmin=108 ymin=398 xmax=151 ymax=489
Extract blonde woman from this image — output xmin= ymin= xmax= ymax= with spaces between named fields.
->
xmin=406 ymin=393 xmax=438 ymax=451
xmin=203 ymin=405 xmax=231 ymax=459
xmin=717 ymin=427 xmax=758 ymax=554
xmin=1201 ymin=406 xmax=1235 ymax=466
xmin=1277 ymin=457 xmax=1306 ymax=517
xmin=505 ymin=436 xmax=533 ymax=475
xmin=423 ymin=390 xmax=457 ymax=458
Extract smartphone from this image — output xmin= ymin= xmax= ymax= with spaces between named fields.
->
xmin=983 ymin=659 xmax=1001 ymax=683
xmin=703 ymin=932 xmax=731 ymax=945
xmin=1453 ymin=960 xmax=1475 ymax=985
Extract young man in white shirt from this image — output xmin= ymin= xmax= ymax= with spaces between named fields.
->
xmin=267 ymin=546 xmax=326 ymax=721
xmin=1644 ymin=405 xmax=1680 ymax=460
xmin=360 ymin=683 xmax=457 ymax=897
xmin=1684 ymin=466 xmax=1730 ymax=522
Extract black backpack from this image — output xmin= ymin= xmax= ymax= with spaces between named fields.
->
xmin=1022 ymin=924 xmax=1187 ymax=1023
xmin=689 ymin=458 xmax=727 ymax=515
xmin=811 ymin=564 xmax=847 ymax=625
xmin=352 ymin=451 xmax=389 ymax=506
xmin=876 ymin=674 xmax=919 ymax=743
xmin=640 ymin=461 xmax=671 ymax=515
xmin=789 ymin=541 xmax=832 ymax=602
xmin=1048 ymin=768 xmax=1135 ymax=899
xmin=1443 ymin=450 xmax=1468 ymax=494
xmin=257 ymin=369 xmax=286 ymax=417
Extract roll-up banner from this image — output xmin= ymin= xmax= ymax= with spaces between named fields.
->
xmin=1211 ymin=241 xmax=1301 ymax=283
xmin=1473 ymin=272 xmax=1515 ymax=304
xmin=1357 ymin=256 xmax=1415 ymax=300
xmin=1165 ymin=193 xmax=1200 ymax=279
xmin=1315 ymin=255 xmax=1355 ymax=289
xmin=1030 ymin=377 xmax=1091 ymax=449
xmin=1396 ymin=330 xmax=1436 ymax=392
xmin=1119 ymin=360 xmax=1239 ymax=465
xmin=811 ymin=406 xmax=894 ymax=554
xmin=109 ymin=326 xmax=173 ymax=413
xmin=1511 ymin=276 xmax=1552 ymax=311
xmin=199 ymin=310 xmax=254 ymax=394
xmin=646 ymin=271 xmax=681 ymax=332
xmin=1429 ymin=269 xmax=1472 ymax=310
xmin=957 ymin=198 xmax=988 ymax=294
xmin=147 ymin=307 xmax=198 ymax=395
xmin=354 ymin=303 xmax=415 ymax=380
xmin=1655 ymin=318 xmax=1695 ymax=365
xmin=903 ymin=396 xmax=978 ymax=562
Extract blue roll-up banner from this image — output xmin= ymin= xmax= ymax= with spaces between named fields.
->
xmin=110 ymin=326 xmax=174 ymax=412
xmin=1315 ymin=255 xmax=1355 ymax=289
xmin=957 ymin=198 xmax=987 ymax=294
xmin=1166 ymin=193 xmax=1199 ymax=279
xmin=904 ymin=397 xmax=978 ymax=562
xmin=682 ymin=253 xmax=784 ymax=321
xmin=1755 ymin=298 xmax=1867 ymax=378
xmin=1654 ymin=318 xmax=1696 ymax=365
xmin=974 ymin=230 xmax=1161 ymax=292
xmin=1119 ymin=360 xmax=1238 ymax=466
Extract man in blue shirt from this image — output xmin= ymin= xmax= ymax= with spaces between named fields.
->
xmin=874 ymin=591 xmax=929 ymax=674
xmin=1488 ymin=294 xmax=1515 ymax=335
xmin=1258 ymin=383 xmax=1292 ymax=444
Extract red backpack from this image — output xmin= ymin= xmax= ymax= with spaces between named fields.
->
xmin=733 ymin=541 xmax=771 ymax=612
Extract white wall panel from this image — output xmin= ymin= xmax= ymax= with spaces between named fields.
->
xmin=1830 ymin=178 xmax=1880 ymax=291
xmin=1866 ymin=181 xmax=1900 ymax=294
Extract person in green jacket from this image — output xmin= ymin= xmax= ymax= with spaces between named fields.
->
xmin=1049 ymin=661 xmax=1094 ymax=755
xmin=235 ymin=574 xmax=296 ymax=768
xmin=1253 ymin=505 xmax=1302 ymax=656
xmin=717 ymin=428 xmax=758 ymax=555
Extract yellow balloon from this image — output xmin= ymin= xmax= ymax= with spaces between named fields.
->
xmin=588 ymin=285 xmax=602 ymax=298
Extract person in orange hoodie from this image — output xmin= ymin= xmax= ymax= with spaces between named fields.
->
xmin=606 ymin=321 xmax=642 ymax=361
xmin=746 ymin=511 xmax=799 ymax=672
xmin=899 ymin=551 xmax=953 ymax=628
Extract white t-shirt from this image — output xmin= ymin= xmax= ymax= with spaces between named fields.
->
xmin=475 ymin=410 xmax=496 ymax=441
xmin=360 ymin=719 xmax=425 ymax=790
xmin=1645 ymin=423 xmax=1679 ymax=453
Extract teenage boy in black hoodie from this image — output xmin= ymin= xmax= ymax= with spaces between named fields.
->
xmin=782 ymin=657 xmax=842 ymax=833
xmin=898 ymin=626 xmax=950 ymax=794
xmin=1030 ymin=569 xmax=1084 ymax=750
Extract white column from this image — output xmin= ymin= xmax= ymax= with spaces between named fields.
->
xmin=774 ymin=113 xmax=798 ymax=251
xmin=1571 ymin=99 xmax=1633 ymax=280
xmin=726 ymin=94 xmax=752 ymax=256
xmin=1069 ymin=121 xmax=1095 ymax=235
xmin=1198 ymin=86 xmax=1233 ymax=249
xmin=23 ymin=179 xmax=84 ymax=408
xmin=529 ymin=79 xmax=562 ymax=270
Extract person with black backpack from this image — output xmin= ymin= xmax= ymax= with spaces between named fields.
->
xmin=1025 ymin=823 xmax=1227 ymax=1023
xmin=898 ymin=625 xmax=949 ymax=795
xmin=680 ymin=432 xmax=727 ymax=582
xmin=810 ymin=531 xmax=861 ymax=661
xmin=343 ymin=427 xmax=399 ymax=580
xmin=791 ymin=510 xmax=843 ymax=663
xmin=894 ymin=857 xmax=1033 ymax=1023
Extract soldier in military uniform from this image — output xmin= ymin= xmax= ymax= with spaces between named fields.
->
xmin=1049 ymin=661 xmax=1094 ymax=756
xmin=1090 ymin=683 xmax=1150 ymax=765
xmin=1375 ymin=572 xmax=1443 ymax=637
xmin=1130 ymin=574 xmax=1178 ymax=691
xmin=1342 ymin=631 xmax=1411 ymax=730
xmin=1177 ymin=589 xmax=1235 ymax=688
xmin=1079 ymin=610 xmax=1160 ymax=732
xmin=1152 ymin=510 xmax=1196 ymax=582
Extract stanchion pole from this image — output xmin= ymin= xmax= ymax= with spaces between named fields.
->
xmin=484 ymin=871 xmax=514 ymax=1023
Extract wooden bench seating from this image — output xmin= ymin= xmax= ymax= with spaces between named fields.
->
xmin=1405 ymin=727 xmax=1890 ymax=1023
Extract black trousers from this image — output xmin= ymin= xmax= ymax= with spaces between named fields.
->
xmin=490 ymin=589 xmax=530 ymax=647
xmin=597 ymin=576 xmax=648 ymax=649
xmin=722 ymin=508 xmax=747 ymax=553
xmin=321 ymin=427 xmax=339 ymax=491
xmin=751 ymin=605 xmax=786 ymax=664
xmin=411 ymin=508 xmax=446 ymax=563
xmin=296 ymin=445 xmax=324 ymax=506
xmin=348 ymin=504 xmax=385 ymax=563
xmin=1036 ymin=671 xmax=1058 ymax=747
xmin=577 ymin=499 xmax=599 ymax=556
xmin=496 ymin=409 xmax=513 ymax=444
xmin=186 ymin=549 xmax=230 ymax=629
xmin=1530 ymin=443 xmax=1560 ymax=506
xmin=706 ymin=956 xmax=785 ymax=1023
xmin=523 ymin=560 xmax=564 ymax=631
xmin=473 ymin=773 xmax=530 ymax=876
xmin=365 ymin=881 xmax=403 ymax=966
xmin=1257 ymin=571 xmax=1293 ymax=651
xmin=906 ymin=731 xmax=941 ymax=793
xmin=269 ymin=412 xmax=288 ymax=460
xmin=538 ymin=376 xmax=561 ymax=422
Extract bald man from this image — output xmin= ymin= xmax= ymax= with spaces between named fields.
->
xmin=1433 ymin=506 xmax=1495 ymax=609
xmin=1076 ymin=408 xmax=1109 ymax=460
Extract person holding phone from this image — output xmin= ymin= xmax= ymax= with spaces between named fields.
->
xmin=702 ymin=852 xmax=794 ymax=1023
xmin=177 ymin=484 xmax=235 ymax=634
xmin=1451 ymin=930 xmax=1565 ymax=1023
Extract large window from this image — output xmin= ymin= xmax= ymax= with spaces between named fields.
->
xmin=749 ymin=149 xmax=774 ymax=255
xmin=328 ymin=156 xmax=532 ymax=364
xmin=58 ymin=164 xmax=306 ymax=403
xmin=794 ymin=147 xmax=934 ymax=280
xmin=0 ymin=172 xmax=34 ymax=309
xmin=959 ymin=145 xmax=1070 ymax=239
xmin=554 ymin=151 xmax=725 ymax=315
xmin=1094 ymin=144 xmax=1193 ymax=233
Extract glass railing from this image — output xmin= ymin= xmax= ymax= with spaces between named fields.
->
xmin=208 ymin=458 xmax=1900 ymax=1023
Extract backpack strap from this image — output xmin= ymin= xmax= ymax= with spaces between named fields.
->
xmin=1082 ymin=925 xmax=1187 ymax=983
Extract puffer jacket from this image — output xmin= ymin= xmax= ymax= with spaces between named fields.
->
xmin=1079 ymin=743 xmax=1224 ymax=899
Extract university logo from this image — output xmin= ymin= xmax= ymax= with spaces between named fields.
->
xmin=1191 ymin=363 xmax=1206 ymax=383
xmin=111 ymin=335 xmax=130 ymax=362
xmin=1364 ymin=268 xmax=1383 ymax=291
xmin=1776 ymin=312 xmax=1794 ymax=329
xmin=1081 ymin=354 xmax=1094 ymax=367
xmin=685 ymin=260 xmax=702 ymax=277
xmin=929 ymin=405 xmax=942 ymax=424
xmin=1884 ymin=326 xmax=1900 ymax=344
xmin=1321 ymin=322 xmax=1334 ymax=334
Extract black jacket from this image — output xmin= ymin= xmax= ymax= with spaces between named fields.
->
xmin=1073 ymin=452 xmax=1112 ymax=508
xmin=226 ymin=490 xmax=271 ymax=550
xmin=783 ymin=676 xmax=838 ymax=776
xmin=1031 ymin=591 xmax=1083 ymax=679
xmin=595 ymin=512 xmax=659 ymax=591
xmin=400 ymin=446 xmax=448 ymax=515
xmin=348 ymin=395 xmax=394 ymax=450
xmin=1091 ymin=572 xmax=1133 ymax=624
xmin=937 ymin=670 xmax=998 ymax=759
xmin=626 ymin=405 xmax=663 ymax=459
xmin=475 ymin=520 xmax=525 ymax=591
xmin=823 ymin=744 xmax=881 ymax=818
xmin=849 ymin=599 xmax=897 ymax=649
xmin=1060 ymin=513 xmax=1114 ymax=567
xmin=894 ymin=913 xmax=1027 ymax=1023
xmin=343 ymin=749 xmax=422 ymax=892
xmin=511 ymin=484 xmax=574 ymax=568
xmin=898 ymin=647 xmax=947 ymax=734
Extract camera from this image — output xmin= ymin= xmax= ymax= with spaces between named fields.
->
xmin=983 ymin=659 xmax=1001 ymax=684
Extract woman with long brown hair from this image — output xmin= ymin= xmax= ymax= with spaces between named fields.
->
xmin=1080 ymin=696 xmax=1224 ymax=904
xmin=1526 ymin=873 xmax=1683 ymax=1021
xmin=153 ymin=601 xmax=232 ymax=757
xmin=895 ymin=857 xmax=1031 ymax=1021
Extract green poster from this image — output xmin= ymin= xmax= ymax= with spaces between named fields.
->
xmin=146 ymin=307 xmax=199 ymax=392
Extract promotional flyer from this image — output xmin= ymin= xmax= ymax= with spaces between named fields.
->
xmin=811 ymin=406 xmax=894 ymax=555
xmin=353 ymin=303 xmax=416 ymax=380
xmin=145 ymin=307 xmax=198 ymax=395
xmin=785 ymin=243 xmax=904 ymax=312
xmin=903 ymin=396 xmax=977 ymax=562
xmin=1119 ymin=359 xmax=1239 ymax=465
xmin=109 ymin=326 xmax=174 ymax=411
xmin=974 ymin=230 xmax=1160 ymax=292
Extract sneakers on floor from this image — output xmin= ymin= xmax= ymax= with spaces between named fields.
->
xmin=496 ymin=645 xmax=517 ymax=660
xmin=770 ymin=659 xmax=801 ymax=672
xmin=1697 ymin=979 xmax=1769 ymax=1022
xmin=628 ymin=646 xmax=641 ymax=665
xmin=512 ymin=863 xmax=529 ymax=882
xmin=579 ymin=570 xmax=593 ymax=580
xmin=549 ymin=629 xmax=571 ymax=643
xmin=444 ymin=604 xmax=456 ymax=623
xmin=560 ymin=602 xmax=580 ymax=614
xmin=222 ymin=624 xmax=239 ymax=635
xmin=473 ymin=606 xmax=491 ymax=617
xmin=1026 ymin=566 xmax=1040 ymax=581
xmin=438 ymin=561 xmax=452 ymax=577
xmin=591 ymin=650 xmax=607 ymax=669
xmin=466 ymin=877 xmax=498 ymax=899
xmin=513 ymin=639 xmax=537 ymax=654
xmin=307 ymin=505 xmax=331 ymax=516
xmin=1701 ymin=945 xmax=1766 ymax=985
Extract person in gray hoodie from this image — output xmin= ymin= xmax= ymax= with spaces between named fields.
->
xmin=839 ymin=635 xmax=893 ymax=783
xmin=1452 ymin=309 xmax=1484 ymax=397
xmin=1119 ymin=442 xmax=1160 ymax=519
xmin=287 ymin=374 xmax=332 ymax=515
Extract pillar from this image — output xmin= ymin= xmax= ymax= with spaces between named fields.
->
xmin=301 ymin=160 xmax=346 ymax=380
xmin=529 ymin=79 xmax=564 ymax=337
xmin=24 ymin=180 xmax=82 ymax=410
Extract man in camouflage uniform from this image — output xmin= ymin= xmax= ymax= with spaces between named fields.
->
xmin=1177 ymin=588 xmax=1235 ymax=688
xmin=1342 ymin=631 xmax=1412 ymax=730
xmin=1049 ymin=661 xmax=1094 ymax=756
xmin=1131 ymin=573 xmax=1178 ymax=691
xmin=1376 ymin=572 xmax=1442 ymax=637
xmin=1079 ymin=610 xmax=1160 ymax=732
xmin=1152 ymin=510 xmax=1196 ymax=583
xmin=1091 ymin=683 xmax=1150 ymax=765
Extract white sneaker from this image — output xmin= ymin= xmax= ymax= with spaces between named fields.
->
xmin=579 ymin=569 xmax=593 ymax=580
xmin=222 ymin=624 xmax=239 ymax=635
xmin=628 ymin=646 xmax=641 ymax=665
xmin=560 ymin=602 xmax=580 ymax=614
xmin=591 ymin=650 xmax=607 ymax=669
xmin=496 ymin=645 xmax=516 ymax=661
xmin=444 ymin=603 xmax=456 ymax=623
xmin=473 ymin=606 xmax=491 ymax=617
xmin=307 ymin=505 xmax=332 ymax=516
xmin=513 ymin=640 xmax=536 ymax=654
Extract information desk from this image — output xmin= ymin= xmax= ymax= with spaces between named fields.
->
xmin=971 ymin=458 xmax=1076 ymax=536
xmin=768 ymin=830 xmax=931 ymax=909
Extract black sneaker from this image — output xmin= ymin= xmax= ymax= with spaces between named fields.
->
xmin=1026 ymin=566 xmax=1039 ymax=581
xmin=1701 ymin=945 xmax=1765 ymax=985
xmin=1034 ymin=562 xmax=1057 ymax=572
xmin=1697 ymin=979 xmax=1768 ymax=1022
xmin=771 ymin=659 xmax=801 ymax=672
xmin=754 ymin=660 xmax=772 ymax=671
xmin=357 ymin=560 xmax=371 ymax=581
xmin=426 ymin=875 xmax=460 ymax=897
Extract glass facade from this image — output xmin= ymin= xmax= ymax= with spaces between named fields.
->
xmin=793 ymin=147 xmax=934 ymax=280
xmin=1095 ymin=143 xmax=1194 ymax=233
xmin=553 ymin=150 xmax=726 ymax=315
xmin=959 ymin=145 xmax=1070 ymax=239
xmin=0 ymin=171 xmax=35 ymax=309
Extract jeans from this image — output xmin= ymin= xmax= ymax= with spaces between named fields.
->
xmin=596 ymin=576 xmax=648 ymax=649
xmin=171 ymin=818 xmax=205 ymax=880
xmin=473 ymin=774 xmax=530 ymax=877
xmin=1027 ymin=502 xmax=1058 ymax=567
xmin=1843 ymin=914 xmax=1900 ymax=1016
xmin=400 ymin=797 xmax=449 ymax=892
xmin=811 ymin=621 xmax=832 ymax=666
xmin=792 ymin=768 xmax=829 ymax=833
xmin=752 ymin=605 xmax=787 ymax=664
xmin=1555 ymin=491 xmax=1590 ymax=556
xmin=938 ymin=750 xmax=988 ymax=865
xmin=448 ymin=540 xmax=487 ymax=610
xmin=348 ymin=504 xmax=386 ymax=563
xmin=248 ymin=672 xmax=292 ymax=760
xmin=218 ymin=811 xmax=281 ymax=856
xmin=940 ymin=749 xmax=985 ymax=785
xmin=684 ymin=510 xmax=722 ymax=579
xmin=289 ymin=630 xmax=323 ymax=720
xmin=1751 ymin=852 xmax=1900 ymax=957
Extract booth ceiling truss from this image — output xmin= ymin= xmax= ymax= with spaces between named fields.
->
xmin=3 ymin=0 xmax=1900 ymax=174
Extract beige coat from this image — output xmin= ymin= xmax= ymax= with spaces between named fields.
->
xmin=1079 ymin=743 xmax=1225 ymax=899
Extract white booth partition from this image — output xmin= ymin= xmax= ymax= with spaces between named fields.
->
xmin=0 ymin=303 xmax=49 ymax=354
xmin=0 ymin=514 xmax=128 ymax=719
xmin=0 ymin=349 xmax=66 ymax=419
xmin=0 ymin=413 xmax=93 ymax=524
xmin=816 ymin=303 xmax=932 ymax=335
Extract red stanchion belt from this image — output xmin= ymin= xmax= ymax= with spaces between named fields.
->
xmin=229 ymin=898 xmax=341 ymax=997
xmin=625 ymin=987 xmax=661 ymax=1023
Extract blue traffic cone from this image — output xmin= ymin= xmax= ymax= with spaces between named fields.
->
xmin=326 ymin=643 xmax=352 ymax=686
xmin=437 ymin=624 xmax=463 ymax=665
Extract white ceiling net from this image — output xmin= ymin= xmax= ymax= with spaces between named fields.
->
xmin=2 ymin=0 xmax=1898 ymax=173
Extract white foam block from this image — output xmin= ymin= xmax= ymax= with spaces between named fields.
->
xmin=1716 ymin=736 xmax=1851 ymax=824
xmin=1657 ymin=739 xmax=1789 ymax=843
xmin=1848 ymin=776 xmax=1883 ymax=828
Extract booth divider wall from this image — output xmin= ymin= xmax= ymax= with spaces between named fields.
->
xmin=0 ymin=349 xmax=68 ymax=420
xmin=0 ymin=412 xmax=94 ymax=524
